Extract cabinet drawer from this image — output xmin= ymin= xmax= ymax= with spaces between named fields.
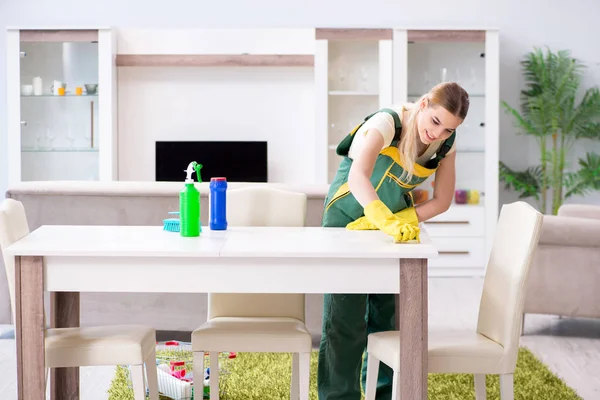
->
xmin=428 ymin=237 xmax=485 ymax=268
xmin=422 ymin=205 xmax=484 ymax=237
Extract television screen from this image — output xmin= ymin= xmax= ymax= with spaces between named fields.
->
xmin=155 ymin=141 xmax=268 ymax=182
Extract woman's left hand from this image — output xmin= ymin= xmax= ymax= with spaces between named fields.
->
xmin=346 ymin=205 xmax=421 ymax=242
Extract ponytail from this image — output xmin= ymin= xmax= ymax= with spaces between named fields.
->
xmin=398 ymin=96 xmax=426 ymax=182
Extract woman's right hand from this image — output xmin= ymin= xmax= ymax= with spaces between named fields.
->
xmin=363 ymin=200 xmax=420 ymax=241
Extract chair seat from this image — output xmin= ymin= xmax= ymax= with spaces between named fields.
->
xmin=367 ymin=330 xmax=505 ymax=374
xmin=45 ymin=325 xmax=156 ymax=368
xmin=192 ymin=317 xmax=312 ymax=353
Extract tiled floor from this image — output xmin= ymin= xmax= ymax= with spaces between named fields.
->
xmin=1 ymin=277 xmax=599 ymax=399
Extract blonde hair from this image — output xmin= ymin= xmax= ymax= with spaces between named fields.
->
xmin=398 ymin=82 xmax=470 ymax=181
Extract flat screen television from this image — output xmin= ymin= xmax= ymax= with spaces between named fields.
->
xmin=155 ymin=141 xmax=268 ymax=182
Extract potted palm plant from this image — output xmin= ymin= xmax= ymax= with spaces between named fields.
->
xmin=500 ymin=47 xmax=600 ymax=215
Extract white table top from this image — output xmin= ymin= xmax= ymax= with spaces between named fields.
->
xmin=5 ymin=225 xmax=438 ymax=259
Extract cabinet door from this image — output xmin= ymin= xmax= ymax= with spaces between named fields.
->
xmin=403 ymin=30 xmax=488 ymax=196
xmin=18 ymin=30 xmax=100 ymax=181
xmin=314 ymin=29 xmax=394 ymax=184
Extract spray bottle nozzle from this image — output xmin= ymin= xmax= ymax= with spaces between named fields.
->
xmin=184 ymin=162 xmax=203 ymax=183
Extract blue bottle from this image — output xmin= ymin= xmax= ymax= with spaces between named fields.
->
xmin=209 ymin=177 xmax=228 ymax=230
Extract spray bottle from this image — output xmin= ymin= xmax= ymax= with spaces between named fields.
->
xmin=180 ymin=162 xmax=203 ymax=237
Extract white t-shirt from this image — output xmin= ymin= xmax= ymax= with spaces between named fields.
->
xmin=347 ymin=104 xmax=456 ymax=165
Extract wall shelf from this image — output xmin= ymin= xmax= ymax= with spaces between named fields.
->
xmin=316 ymin=28 xmax=392 ymax=41
xmin=407 ymin=30 xmax=485 ymax=43
xmin=19 ymin=29 xmax=99 ymax=42
xmin=115 ymin=54 xmax=315 ymax=67
xmin=21 ymin=94 xmax=98 ymax=98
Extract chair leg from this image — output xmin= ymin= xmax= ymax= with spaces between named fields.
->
xmin=499 ymin=374 xmax=514 ymax=400
xmin=391 ymin=372 xmax=400 ymax=400
xmin=145 ymin=350 xmax=159 ymax=400
xmin=299 ymin=352 xmax=310 ymax=400
xmin=210 ymin=351 xmax=220 ymax=400
xmin=520 ymin=313 xmax=525 ymax=336
xmin=290 ymin=353 xmax=299 ymax=400
xmin=193 ymin=352 xmax=206 ymax=397
xmin=474 ymin=374 xmax=486 ymax=400
xmin=130 ymin=365 xmax=146 ymax=400
xmin=364 ymin=353 xmax=380 ymax=400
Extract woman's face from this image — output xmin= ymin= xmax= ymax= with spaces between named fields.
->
xmin=416 ymin=99 xmax=463 ymax=146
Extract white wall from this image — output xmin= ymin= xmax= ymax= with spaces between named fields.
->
xmin=2 ymin=0 xmax=600 ymax=206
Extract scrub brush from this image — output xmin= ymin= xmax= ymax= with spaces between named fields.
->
xmin=163 ymin=211 xmax=180 ymax=232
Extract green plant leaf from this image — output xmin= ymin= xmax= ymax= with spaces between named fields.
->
xmin=499 ymin=162 xmax=542 ymax=200
xmin=564 ymin=88 xmax=600 ymax=140
xmin=565 ymin=152 xmax=600 ymax=198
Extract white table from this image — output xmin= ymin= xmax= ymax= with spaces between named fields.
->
xmin=6 ymin=225 xmax=438 ymax=400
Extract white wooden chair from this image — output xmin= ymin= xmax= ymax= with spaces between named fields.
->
xmin=192 ymin=186 xmax=311 ymax=400
xmin=0 ymin=198 xmax=159 ymax=400
xmin=363 ymin=201 xmax=543 ymax=400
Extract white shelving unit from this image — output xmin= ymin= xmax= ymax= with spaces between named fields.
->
xmin=394 ymin=28 xmax=499 ymax=276
xmin=316 ymin=28 xmax=499 ymax=276
xmin=6 ymin=27 xmax=118 ymax=185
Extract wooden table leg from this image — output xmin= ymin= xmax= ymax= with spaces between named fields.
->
xmin=399 ymin=258 xmax=428 ymax=400
xmin=15 ymin=256 xmax=45 ymax=400
xmin=51 ymin=292 xmax=80 ymax=400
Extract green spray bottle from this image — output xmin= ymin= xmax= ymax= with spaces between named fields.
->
xmin=180 ymin=161 xmax=203 ymax=237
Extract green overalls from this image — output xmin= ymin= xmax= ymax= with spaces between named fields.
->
xmin=317 ymin=108 xmax=455 ymax=400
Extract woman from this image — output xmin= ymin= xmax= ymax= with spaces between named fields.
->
xmin=318 ymin=82 xmax=470 ymax=400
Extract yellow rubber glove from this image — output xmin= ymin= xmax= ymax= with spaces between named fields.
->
xmin=347 ymin=200 xmax=420 ymax=242
xmin=345 ymin=216 xmax=378 ymax=230
xmin=393 ymin=206 xmax=419 ymax=228
xmin=346 ymin=203 xmax=420 ymax=231
xmin=393 ymin=223 xmax=420 ymax=243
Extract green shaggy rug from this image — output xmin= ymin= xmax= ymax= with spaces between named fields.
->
xmin=107 ymin=348 xmax=582 ymax=400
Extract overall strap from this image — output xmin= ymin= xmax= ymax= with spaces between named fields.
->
xmin=378 ymin=108 xmax=402 ymax=143
xmin=435 ymin=131 xmax=456 ymax=160
xmin=336 ymin=108 xmax=403 ymax=157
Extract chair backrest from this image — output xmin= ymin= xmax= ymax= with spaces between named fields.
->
xmin=208 ymin=186 xmax=308 ymax=321
xmin=0 ymin=199 xmax=31 ymax=323
xmin=476 ymin=201 xmax=543 ymax=369
xmin=224 ymin=186 xmax=307 ymax=227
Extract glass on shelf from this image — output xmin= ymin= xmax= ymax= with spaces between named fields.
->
xmin=440 ymin=67 xmax=448 ymax=83
xmin=360 ymin=66 xmax=369 ymax=92
xmin=337 ymin=63 xmax=346 ymax=86
xmin=469 ymin=67 xmax=478 ymax=91
xmin=423 ymin=71 xmax=431 ymax=93
xmin=454 ymin=67 xmax=461 ymax=86
xmin=45 ymin=127 xmax=57 ymax=148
